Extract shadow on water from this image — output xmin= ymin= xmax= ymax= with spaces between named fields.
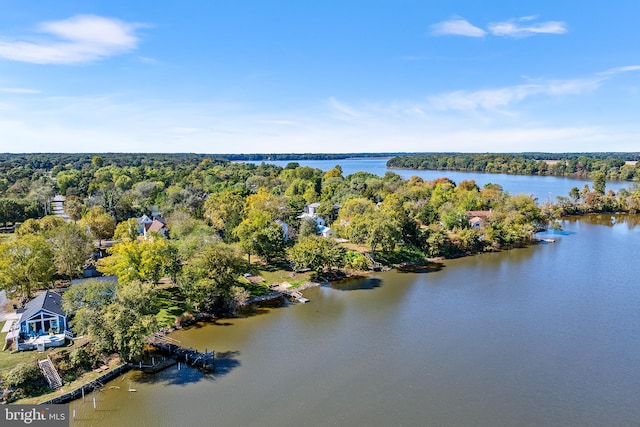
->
xmin=330 ymin=277 xmax=383 ymax=291
xmin=236 ymin=298 xmax=288 ymax=318
xmin=212 ymin=350 xmax=242 ymax=377
xmin=396 ymin=261 xmax=444 ymax=274
xmin=132 ymin=350 xmax=241 ymax=386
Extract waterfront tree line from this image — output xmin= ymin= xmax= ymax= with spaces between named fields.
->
xmin=387 ymin=152 xmax=640 ymax=181
xmin=1 ymin=153 xmax=640 ymax=367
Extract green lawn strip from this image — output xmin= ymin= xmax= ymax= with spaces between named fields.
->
xmin=238 ymin=277 xmax=271 ymax=297
xmin=155 ymin=286 xmax=191 ymax=328
xmin=0 ymin=332 xmax=47 ymax=372
xmin=256 ymin=267 xmax=314 ymax=288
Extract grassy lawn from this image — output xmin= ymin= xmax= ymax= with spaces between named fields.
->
xmin=255 ymin=266 xmax=314 ymax=288
xmin=340 ymin=242 xmax=370 ymax=253
xmin=156 ymin=286 xmax=191 ymax=328
xmin=0 ymin=332 xmax=47 ymax=372
xmin=0 ymin=233 xmax=14 ymax=244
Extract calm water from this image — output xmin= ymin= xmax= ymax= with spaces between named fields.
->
xmin=71 ymin=214 xmax=640 ymax=427
xmin=245 ymin=158 xmax=634 ymax=200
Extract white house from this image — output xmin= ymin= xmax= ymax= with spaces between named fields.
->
xmin=298 ymin=203 xmax=332 ymax=237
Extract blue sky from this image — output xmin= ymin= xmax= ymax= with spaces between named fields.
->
xmin=0 ymin=1 xmax=639 ymax=154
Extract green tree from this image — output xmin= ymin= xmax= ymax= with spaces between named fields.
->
xmin=593 ymin=171 xmax=606 ymax=195
xmin=49 ymin=222 xmax=94 ymax=280
xmin=55 ymin=169 xmax=81 ymax=195
xmin=203 ymin=190 xmax=244 ymax=240
xmin=0 ymin=198 xmax=23 ymax=227
xmin=97 ymin=238 xmax=177 ymax=284
xmin=63 ymin=279 xmax=158 ymax=361
xmin=0 ymin=234 xmax=54 ymax=299
xmin=233 ymin=209 xmax=272 ymax=264
xmin=179 ymin=241 xmax=246 ymax=312
xmin=113 ymin=218 xmax=140 ymax=242
xmin=286 ymin=236 xmax=345 ymax=274
xmin=64 ymin=196 xmax=85 ymax=221
xmin=253 ymin=222 xmax=286 ymax=263
xmin=299 ymin=217 xmax=318 ymax=238
xmin=103 ymin=282 xmax=159 ymax=361
xmin=80 ymin=206 xmax=115 ymax=245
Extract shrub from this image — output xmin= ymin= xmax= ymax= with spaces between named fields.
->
xmin=344 ymin=251 xmax=369 ymax=270
xmin=2 ymin=362 xmax=49 ymax=401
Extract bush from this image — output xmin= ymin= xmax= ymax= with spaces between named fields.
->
xmin=344 ymin=251 xmax=369 ymax=270
xmin=70 ymin=346 xmax=96 ymax=371
xmin=2 ymin=362 xmax=49 ymax=401
xmin=174 ymin=312 xmax=195 ymax=328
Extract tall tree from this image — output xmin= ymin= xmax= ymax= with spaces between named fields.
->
xmin=0 ymin=234 xmax=54 ymax=300
xmin=203 ymin=190 xmax=244 ymax=240
xmin=97 ymin=238 xmax=177 ymax=284
xmin=179 ymin=241 xmax=245 ymax=312
xmin=48 ymin=222 xmax=94 ymax=280
xmin=80 ymin=206 xmax=115 ymax=245
xmin=286 ymin=236 xmax=345 ymax=274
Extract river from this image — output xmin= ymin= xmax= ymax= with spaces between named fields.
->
xmin=71 ymin=212 xmax=640 ymax=427
xmin=244 ymin=158 xmax=633 ymax=201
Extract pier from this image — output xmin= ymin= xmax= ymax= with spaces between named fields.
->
xmin=146 ymin=331 xmax=215 ymax=372
xmin=269 ymin=283 xmax=310 ymax=303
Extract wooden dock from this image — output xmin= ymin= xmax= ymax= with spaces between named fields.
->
xmin=270 ymin=283 xmax=310 ymax=303
xmin=146 ymin=332 xmax=215 ymax=372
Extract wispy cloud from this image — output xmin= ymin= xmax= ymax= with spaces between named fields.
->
xmin=0 ymin=87 xmax=41 ymax=94
xmin=259 ymin=119 xmax=298 ymax=126
xmin=428 ymin=77 xmax=601 ymax=112
xmin=430 ymin=17 xmax=486 ymax=37
xmin=0 ymin=15 xmax=144 ymax=64
xmin=488 ymin=16 xmax=567 ymax=37
xmin=597 ymin=65 xmax=640 ymax=76
xmin=327 ymin=97 xmax=364 ymax=121
xmin=430 ymin=15 xmax=567 ymax=39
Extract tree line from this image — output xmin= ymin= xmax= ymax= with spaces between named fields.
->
xmin=387 ymin=153 xmax=640 ymax=181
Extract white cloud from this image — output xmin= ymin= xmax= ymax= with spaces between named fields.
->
xmin=259 ymin=119 xmax=298 ymax=126
xmin=597 ymin=65 xmax=640 ymax=76
xmin=0 ymin=87 xmax=41 ymax=94
xmin=168 ymin=127 xmax=205 ymax=135
xmin=429 ymin=77 xmax=601 ymax=112
xmin=327 ymin=97 xmax=364 ymax=121
xmin=0 ymin=15 xmax=143 ymax=64
xmin=488 ymin=17 xmax=567 ymax=37
xmin=430 ymin=18 xmax=486 ymax=37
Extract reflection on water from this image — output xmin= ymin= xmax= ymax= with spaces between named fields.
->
xmin=330 ymin=277 xmax=383 ymax=291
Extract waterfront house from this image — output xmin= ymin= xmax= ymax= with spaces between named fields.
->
xmin=467 ymin=210 xmax=492 ymax=229
xmin=5 ymin=291 xmax=70 ymax=351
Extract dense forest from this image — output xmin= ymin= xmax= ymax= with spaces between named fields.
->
xmin=387 ymin=153 xmax=640 ymax=181
xmin=1 ymin=152 xmax=640 ymax=379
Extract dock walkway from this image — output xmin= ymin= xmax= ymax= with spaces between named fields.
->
xmin=146 ymin=332 xmax=215 ymax=372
